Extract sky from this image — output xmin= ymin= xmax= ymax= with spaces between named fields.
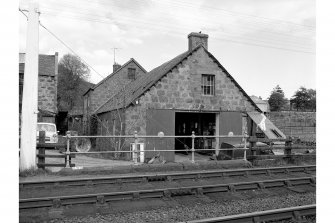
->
xmin=18 ymin=0 xmax=315 ymax=99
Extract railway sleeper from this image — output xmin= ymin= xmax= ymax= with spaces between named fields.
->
xmin=170 ymin=188 xmax=195 ymax=197
xmin=147 ymin=175 xmax=168 ymax=182
xmin=52 ymin=199 xmax=61 ymax=208
xmin=96 ymin=195 xmax=105 ymax=204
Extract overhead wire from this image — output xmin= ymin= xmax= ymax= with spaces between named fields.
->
xmin=38 ymin=0 xmax=315 ymax=36
xmin=76 ymin=0 xmax=315 ymax=33
xmin=162 ymin=0 xmax=315 ymax=28
xmin=19 ymin=8 xmax=28 ymax=20
xmin=76 ymin=0 xmax=315 ymax=29
xmin=36 ymin=3 xmax=315 ymax=48
xmin=38 ymin=22 xmax=106 ymax=79
xmin=20 ymin=0 xmax=315 ymax=43
xmin=19 ymin=0 xmax=315 ymax=58
xmin=39 ymin=9 xmax=315 ymax=54
xmin=19 ymin=6 xmax=106 ymax=80
xmin=39 ymin=5 xmax=314 ymax=43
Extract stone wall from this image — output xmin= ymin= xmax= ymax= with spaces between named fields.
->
xmin=139 ymin=47 xmax=256 ymax=112
xmin=124 ymin=47 xmax=257 ymax=141
xmin=38 ymin=75 xmax=57 ymax=115
xmin=87 ymin=61 xmax=146 ymax=114
xmin=267 ymin=111 xmax=316 ymax=141
xmin=95 ymin=47 xmax=259 ymax=158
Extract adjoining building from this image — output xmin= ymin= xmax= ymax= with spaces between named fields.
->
xmin=19 ymin=53 xmax=58 ymax=124
xmin=83 ymin=58 xmax=147 ymax=135
xmin=92 ymin=32 xmax=285 ymax=162
xmin=250 ymin=95 xmax=270 ymax=113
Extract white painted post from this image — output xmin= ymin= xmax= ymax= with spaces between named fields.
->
xmin=134 ymin=131 xmax=138 ymax=165
xmin=191 ymin=131 xmax=195 ymax=163
xmin=65 ymin=131 xmax=71 ymax=168
xmin=19 ymin=0 xmax=40 ymax=171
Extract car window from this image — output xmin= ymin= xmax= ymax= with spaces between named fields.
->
xmin=37 ymin=124 xmax=56 ymax=132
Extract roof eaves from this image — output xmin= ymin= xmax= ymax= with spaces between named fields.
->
xmin=83 ymin=87 xmax=93 ymax=96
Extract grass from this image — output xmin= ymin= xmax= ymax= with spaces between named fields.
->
xmin=252 ymin=156 xmax=316 ymax=167
xmin=19 ymin=167 xmax=53 ymax=177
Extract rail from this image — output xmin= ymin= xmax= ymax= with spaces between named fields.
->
xmin=19 ymin=176 xmax=315 ymax=209
xmin=19 ymin=165 xmax=316 ymax=189
xmin=182 ymin=204 xmax=316 ymax=223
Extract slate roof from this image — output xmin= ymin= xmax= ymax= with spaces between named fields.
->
xmin=83 ymin=58 xmax=147 ymax=96
xmin=19 ymin=53 xmax=57 ymax=76
xmin=95 ymin=45 xmax=261 ymax=114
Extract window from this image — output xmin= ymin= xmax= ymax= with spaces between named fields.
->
xmin=201 ymin=74 xmax=215 ymax=95
xmin=128 ymin=68 xmax=136 ymax=80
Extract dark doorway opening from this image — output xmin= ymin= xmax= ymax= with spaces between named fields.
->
xmin=56 ymin=111 xmax=68 ymax=135
xmin=175 ymin=112 xmax=216 ymax=154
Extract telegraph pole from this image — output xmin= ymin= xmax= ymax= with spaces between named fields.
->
xmin=20 ymin=0 xmax=39 ymax=171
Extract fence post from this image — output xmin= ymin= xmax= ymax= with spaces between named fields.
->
xmin=191 ymin=131 xmax=195 ymax=163
xmin=65 ymin=131 xmax=71 ymax=168
xmin=285 ymin=136 xmax=293 ymax=159
xmin=37 ymin=131 xmax=45 ymax=169
xmin=243 ymin=132 xmax=248 ymax=161
xmin=134 ymin=131 xmax=138 ymax=165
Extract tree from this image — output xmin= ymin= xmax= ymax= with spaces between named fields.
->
xmin=291 ymin=87 xmax=316 ymax=111
xmin=268 ymin=85 xmax=288 ymax=111
xmin=57 ymin=54 xmax=91 ymax=111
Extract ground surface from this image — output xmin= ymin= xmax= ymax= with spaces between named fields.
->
xmin=41 ymin=150 xmax=212 ymax=172
xmin=39 ymin=188 xmax=315 ymax=223
xmin=20 ymin=171 xmax=314 ymax=199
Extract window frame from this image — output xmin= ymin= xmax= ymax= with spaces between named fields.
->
xmin=201 ymin=74 xmax=215 ymax=96
xmin=128 ymin=68 xmax=136 ymax=80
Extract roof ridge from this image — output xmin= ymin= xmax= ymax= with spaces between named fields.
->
xmin=95 ymin=45 xmax=261 ymax=114
xmin=95 ymin=46 xmax=201 ymax=114
xmin=85 ymin=58 xmax=147 ymax=96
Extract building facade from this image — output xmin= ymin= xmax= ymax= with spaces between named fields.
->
xmin=83 ymin=59 xmax=147 ymax=134
xmin=92 ymin=32 xmax=285 ymax=162
xmin=19 ymin=53 xmax=58 ymax=124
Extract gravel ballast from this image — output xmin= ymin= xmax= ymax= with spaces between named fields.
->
xmin=49 ymin=191 xmax=316 ymax=223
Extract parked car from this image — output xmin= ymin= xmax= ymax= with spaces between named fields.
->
xmin=36 ymin=122 xmax=58 ymax=143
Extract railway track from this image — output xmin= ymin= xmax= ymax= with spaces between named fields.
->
xmin=182 ymin=204 xmax=316 ymax=223
xmin=20 ymin=176 xmax=315 ymax=210
xmin=20 ymin=165 xmax=315 ymax=189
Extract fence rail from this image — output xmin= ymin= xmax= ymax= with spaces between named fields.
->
xmin=37 ymin=131 xmax=315 ymax=169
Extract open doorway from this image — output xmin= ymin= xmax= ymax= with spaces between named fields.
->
xmin=175 ymin=112 xmax=216 ymax=154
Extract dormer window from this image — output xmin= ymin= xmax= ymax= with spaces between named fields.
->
xmin=201 ymin=74 xmax=215 ymax=95
xmin=128 ymin=68 xmax=136 ymax=80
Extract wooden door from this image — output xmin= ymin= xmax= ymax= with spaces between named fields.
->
xmin=146 ymin=109 xmax=175 ymax=162
xmin=219 ymin=111 xmax=243 ymax=147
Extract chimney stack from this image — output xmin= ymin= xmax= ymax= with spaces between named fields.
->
xmin=113 ymin=63 xmax=122 ymax=73
xmin=188 ymin=32 xmax=208 ymax=51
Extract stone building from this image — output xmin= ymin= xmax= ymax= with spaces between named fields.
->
xmin=93 ymin=32 xmax=285 ymax=162
xmin=83 ymin=58 xmax=147 ymax=134
xmin=19 ymin=53 xmax=58 ymax=124
xmin=250 ymin=95 xmax=270 ymax=113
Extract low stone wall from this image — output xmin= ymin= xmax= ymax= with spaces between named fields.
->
xmin=267 ymin=111 xmax=316 ymax=141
